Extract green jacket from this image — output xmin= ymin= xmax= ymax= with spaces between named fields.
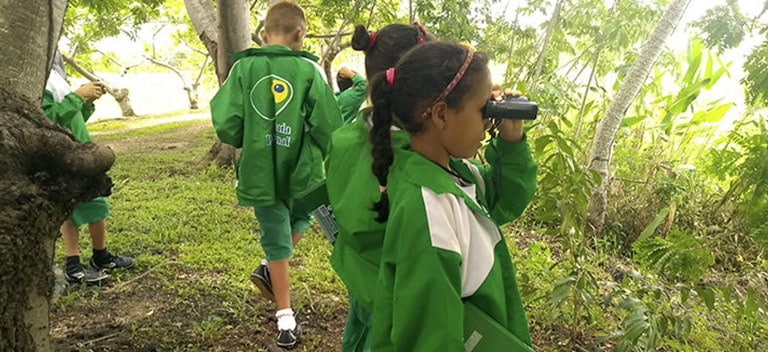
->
xmin=335 ymin=73 xmax=367 ymax=123
xmin=370 ymin=141 xmax=537 ymax=351
xmin=327 ymin=112 xmax=409 ymax=312
xmin=211 ymin=45 xmax=343 ymax=206
xmin=42 ymin=76 xmax=95 ymax=143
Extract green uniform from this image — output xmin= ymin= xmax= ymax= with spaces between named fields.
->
xmin=211 ymin=45 xmax=343 ymax=207
xmin=369 ymin=139 xmax=537 ymax=351
xmin=326 ymin=112 xmax=409 ymax=351
xmin=335 ymin=73 xmax=367 ymax=123
xmin=211 ymin=45 xmax=342 ymax=261
xmin=43 ymin=70 xmax=109 ymax=226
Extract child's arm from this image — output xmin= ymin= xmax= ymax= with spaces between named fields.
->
xmin=336 ymin=73 xmax=368 ymax=123
xmin=306 ymin=72 xmax=343 ymax=156
xmin=42 ymin=90 xmax=85 ymax=127
xmin=479 ymin=135 xmax=538 ymax=225
xmin=210 ymin=63 xmax=245 ymax=148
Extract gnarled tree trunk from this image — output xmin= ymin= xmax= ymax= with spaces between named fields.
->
xmin=185 ymin=0 xmax=250 ymax=167
xmin=586 ymin=0 xmax=692 ymax=234
xmin=0 ymin=1 xmax=115 ymax=351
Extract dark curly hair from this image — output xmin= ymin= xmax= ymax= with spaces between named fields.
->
xmin=368 ymin=41 xmax=490 ymax=222
xmin=351 ymin=23 xmax=432 ymax=79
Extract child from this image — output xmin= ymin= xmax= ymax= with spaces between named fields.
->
xmin=335 ymin=66 xmax=367 ymax=123
xmin=210 ymin=1 xmax=342 ymax=348
xmin=325 ymin=23 xmax=430 ymax=351
xmin=43 ymin=52 xmax=134 ymax=285
xmin=367 ymin=42 xmax=537 ymax=350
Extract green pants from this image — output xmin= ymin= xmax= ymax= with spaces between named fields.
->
xmin=253 ymin=199 xmax=311 ymax=261
xmin=70 ymin=197 xmax=110 ymax=227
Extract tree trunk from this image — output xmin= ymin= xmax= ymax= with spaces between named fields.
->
xmin=528 ymin=0 xmax=563 ymax=87
xmin=586 ymin=0 xmax=692 ymax=234
xmin=61 ymin=54 xmax=136 ymax=117
xmin=185 ymin=0 xmax=251 ymax=167
xmin=1 ymin=2 xmax=116 ymax=351
xmin=184 ymin=0 xmax=221 ymax=82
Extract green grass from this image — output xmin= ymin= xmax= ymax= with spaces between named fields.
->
xmin=52 ymin=115 xmax=346 ymax=351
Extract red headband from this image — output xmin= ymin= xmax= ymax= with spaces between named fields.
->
xmin=364 ymin=32 xmax=378 ymax=53
xmin=420 ymin=49 xmax=474 ymax=120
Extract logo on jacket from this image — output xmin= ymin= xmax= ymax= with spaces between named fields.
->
xmin=250 ymin=74 xmax=294 ymax=120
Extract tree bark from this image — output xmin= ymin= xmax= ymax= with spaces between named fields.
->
xmin=586 ymin=0 xmax=692 ymax=234
xmin=184 ymin=0 xmax=221 ymax=83
xmin=61 ymin=54 xmax=136 ymax=116
xmin=0 ymin=0 xmax=114 ymax=351
xmin=1 ymin=2 xmax=115 ymax=351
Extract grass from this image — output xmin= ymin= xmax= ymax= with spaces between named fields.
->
xmin=52 ymin=114 xmax=346 ymax=351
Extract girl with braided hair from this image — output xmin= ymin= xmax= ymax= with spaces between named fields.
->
xmin=326 ymin=22 xmax=431 ymax=351
xmin=366 ymin=41 xmax=536 ymax=350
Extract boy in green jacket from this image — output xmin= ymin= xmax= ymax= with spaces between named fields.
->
xmin=43 ymin=53 xmax=134 ymax=284
xmin=210 ymin=1 xmax=342 ymax=349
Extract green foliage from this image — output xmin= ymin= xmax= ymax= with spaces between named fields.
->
xmin=742 ymin=39 xmax=768 ymax=107
xmin=690 ymin=1 xmax=748 ymax=52
xmin=633 ymin=228 xmax=715 ymax=283
xmin=706 ymin=116 xmax=768 ymax=249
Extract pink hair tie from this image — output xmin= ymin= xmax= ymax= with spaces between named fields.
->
xmin=379 ymin=185 xmax=387 ymax=193
xmin=364 ymin=32 xmax=378 ymax=53
xmin=385 ymin=67 xmax=396 ymax=85
xmin=413 ymin=22 xmax=427 ymax=44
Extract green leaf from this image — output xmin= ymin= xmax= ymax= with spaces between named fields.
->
xmin=636 ymin=207 xmax=669 ymax=242
xmin=691 ymin=103 xmax=733 ymax=124
xmin=696 ymin=286 xmax=716 ymax=310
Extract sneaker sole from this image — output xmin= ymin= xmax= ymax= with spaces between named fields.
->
xmin=249 ymin=274 xmax=276 ymax=302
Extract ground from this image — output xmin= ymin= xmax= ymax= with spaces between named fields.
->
xmin=50 ymin=114 xmax=347 ymax=352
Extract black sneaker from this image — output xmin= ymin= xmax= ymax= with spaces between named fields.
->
xmin=250 ymin=263 xmax=276 ymax=302
xmin=277 ymin=323 xmax=302 ymax=349
xmin=64 ymin=263 xmax=109 ymax=284
xmin=90 ymin=253 xmax=135 ymax=270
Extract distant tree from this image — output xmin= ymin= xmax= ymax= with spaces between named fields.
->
xmin=587 ymin=0 xmax=693 ymax=234
xmin=0 ymin=1 xmax=115 ymax=351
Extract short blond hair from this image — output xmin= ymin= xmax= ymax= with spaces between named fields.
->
xmin=264 ymin=1 xmax=306 ymax=34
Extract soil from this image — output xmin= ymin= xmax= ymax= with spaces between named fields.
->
xmin=50 ymin=273 xmax=346 ymax=352
xmin=50 ymin=119 xmax=347 ymax=352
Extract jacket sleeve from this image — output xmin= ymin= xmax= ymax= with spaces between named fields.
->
xmin=306 ymin=71 xmax=343 ymax=156
xmin=336 ymin=73 xmax=368 ymax=123
xmin=482 ymin=135 xmax=538 ymax=225
xmin=42 ymin=91 xmax=85 ymax=127
xmin=371 ymin=200 xmax=466 ymax=352
xmin=210 ymin=63 xmax=245 ymax=148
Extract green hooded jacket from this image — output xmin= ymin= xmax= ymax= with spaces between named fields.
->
xmin=211 ymin=45 xmax=343 ymax=206
xmin=369 ymin=141 xmax=537 ymax=351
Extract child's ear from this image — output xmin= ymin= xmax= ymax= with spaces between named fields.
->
xmin=296 ymin=26 xmax=306 ymax=41
xmin=430 ymin=102 xmax=449 ymax=130
xmin=260 ymin=30 xmax=268 ymax=44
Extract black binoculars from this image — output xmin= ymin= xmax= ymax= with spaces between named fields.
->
xmin=483 ymin=96 xmax=538 ymax=120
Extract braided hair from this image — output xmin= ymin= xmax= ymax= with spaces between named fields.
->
xmin=369 ymin=41 xmax=489 ymax=222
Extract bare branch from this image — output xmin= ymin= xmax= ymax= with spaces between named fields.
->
xmin=144 ymin=55 xmax=191 ymax=88
xmin=306 ymin=32 xmax=352 ymax=39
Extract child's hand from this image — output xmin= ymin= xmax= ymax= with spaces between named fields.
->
xmin=496 ymin=119 xmax=524 ymax=143
xmin=338 ymin=67 xmax=355 ymax=79
xmin=74 ymin=81 xmax=105 ymax=102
